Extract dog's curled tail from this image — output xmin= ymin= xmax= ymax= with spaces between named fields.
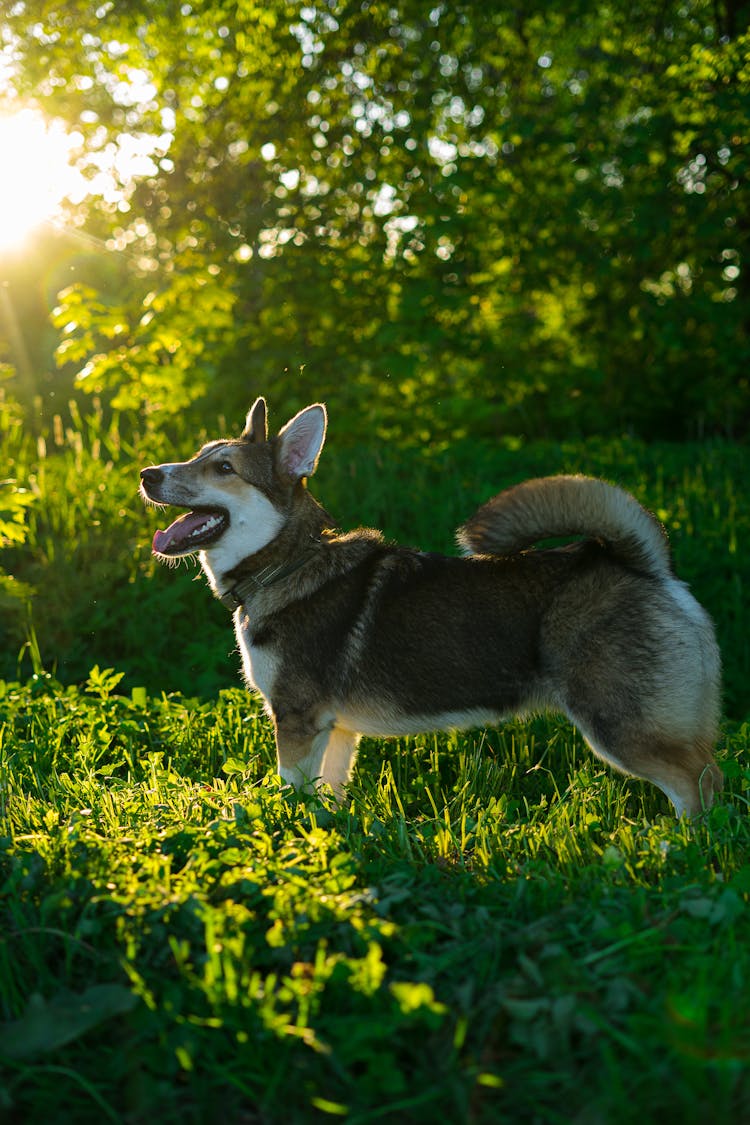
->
xmin=457 ymin=475 xmax=673 ymax=578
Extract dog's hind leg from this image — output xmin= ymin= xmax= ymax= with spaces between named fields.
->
xmin=560 ymin=621 xmax=721 ymax=816
xmin=616 ymin=736 xmax=722 ymax=817
xmin=577 ymin=721 xmax=722 ymax=817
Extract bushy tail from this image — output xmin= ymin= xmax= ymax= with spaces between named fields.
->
xmin=457 ymin=475 xmax=673 ymax=578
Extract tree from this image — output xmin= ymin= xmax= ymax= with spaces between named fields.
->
xmin=4 ymin=0 xmax=749 ymax=440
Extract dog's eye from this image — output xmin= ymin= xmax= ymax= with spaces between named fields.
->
xmin=215 ymin=460 xmax=234 ymax=475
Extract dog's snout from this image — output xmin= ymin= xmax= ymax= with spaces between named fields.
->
xmin=140 ymin=466 xmax=164 ymax=489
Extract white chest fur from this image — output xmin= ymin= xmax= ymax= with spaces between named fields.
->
xmin=235 ymin=614 xmax=279 ymax=701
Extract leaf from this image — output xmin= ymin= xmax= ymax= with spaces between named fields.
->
xmin=221 ymin=757 xmax=249 ymax=775
xmin=502 ymin=997 xmax=550 ymax=1022
xmin=730 ymin=867 xmax=750 ymax=894
xmin=85 ymin=665 xmax=126 ymax=698
xmin=131 ymin=686 xmax=148 ymax=707
xmin=0 ymin=985 xmax=138 ymax=1059
xmin=389 ymin=981 xmax=448 ymax=1017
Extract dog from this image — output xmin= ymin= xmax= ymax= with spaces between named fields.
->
xmin=139 ymin=397 xmax=722 ymax=817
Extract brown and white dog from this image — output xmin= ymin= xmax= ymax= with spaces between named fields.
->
xmin=139 ymin=397 xmax=722 ymax=816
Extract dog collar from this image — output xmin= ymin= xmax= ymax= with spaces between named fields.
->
xmin=218 ymin=544 xmax=320 ymax=612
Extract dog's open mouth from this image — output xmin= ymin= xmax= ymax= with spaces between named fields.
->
xmin=152 ymin=509 xmax=229 ymax=556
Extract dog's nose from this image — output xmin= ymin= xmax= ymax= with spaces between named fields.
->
xmin=140 ymin=467 xmax=164 ymax=487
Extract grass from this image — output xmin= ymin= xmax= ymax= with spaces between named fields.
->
xmin=1 ymin=399 xmax=750 ymax=1121
xmin=1 ymin=675 xmax=749 ymax=1123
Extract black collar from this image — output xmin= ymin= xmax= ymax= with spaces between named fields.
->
xmin=218 ymin=544 xmax=320 ymax=612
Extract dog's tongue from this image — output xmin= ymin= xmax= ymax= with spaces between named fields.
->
xmin=153 ymin=511 xmax=219 ymax=554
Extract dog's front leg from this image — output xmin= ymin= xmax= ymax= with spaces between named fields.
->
xmin=318 ymin=727 xmax=361 ymax=799
xmin=274 ymin=709 xmax=331 ymax=792
xmin=319 ymin=729 xmax=359 ymax=801
xmin=274 ymin=711 xmax=359 ymax=800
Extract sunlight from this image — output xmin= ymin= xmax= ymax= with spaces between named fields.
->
xmin=0 ymin=109 xmax=87 ymax=252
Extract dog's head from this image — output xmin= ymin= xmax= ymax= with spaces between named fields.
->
xmin=139 ymin=398 xmax=327 ymax=568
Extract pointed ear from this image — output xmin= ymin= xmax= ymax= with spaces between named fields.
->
xmin=277 ymin=404 xmax=327 ymax=481
xmin=242 ymin=397 xmax=268 ymax=443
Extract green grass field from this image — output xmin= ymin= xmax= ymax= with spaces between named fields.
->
xmin=1 ymin=413 xmax=750 ymax=1122
xmin=1 ymin=679 xmax=749 ymax=1123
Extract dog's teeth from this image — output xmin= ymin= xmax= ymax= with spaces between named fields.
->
xmin=189 ymin=515 xmax=221 ymax=539
xmin=186 ymin=515 xmax=221 ymax=540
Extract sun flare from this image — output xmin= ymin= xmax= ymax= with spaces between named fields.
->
xmin=0 ymin=109 xmax=87 ymax=252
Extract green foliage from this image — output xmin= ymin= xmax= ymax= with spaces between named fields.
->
xmin=3 ymin=0 xmax=750 ymax=440
xmin=51 ymin=275 xmax=237 ymax=415
xmin=0 ymin=480 xmax=35 ymax=549
xmin=0 ymin=985 xmax=138 ymax=1061
xmin=0 ymin=678 xmax=749 ymax=1122
xmin=0 ymin=394 xmax=35 ymax=623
